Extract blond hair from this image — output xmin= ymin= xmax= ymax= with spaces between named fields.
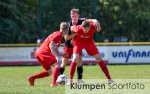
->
xmin=60 ymin=22 xmax=69 ymax=31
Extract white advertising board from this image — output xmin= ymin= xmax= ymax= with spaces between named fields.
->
xmin=0 ymin=46 xmax=150 ymax=65
xmin=108 ymin=46 xmax=150 ymax=64
xmin=0 ymin=47 xmax=38 ymax=62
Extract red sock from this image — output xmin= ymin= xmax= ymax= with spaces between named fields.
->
xmin=69 ymin=62 xmax=76 ymax=80
xmin=32 ymin=71 xmax=49 ymax=79
xmin=98 ymin=61 xmax=111 ymax=80
xmin=51 ymin=67 xmax=60 ymax=85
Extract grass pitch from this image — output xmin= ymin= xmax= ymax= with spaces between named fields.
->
xmin=0 ymin=65 xmax=150 ymax=94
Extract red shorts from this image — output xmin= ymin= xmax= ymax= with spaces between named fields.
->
xmin=35 ymin=51 xmax=57 ymax=71
xmin=73 ymin=41 xmax=99 ymax=56
xmin=63 ymin=46 xmax=73 ymax=58
xmin=63 ymin=46 xmax=82 ymax=58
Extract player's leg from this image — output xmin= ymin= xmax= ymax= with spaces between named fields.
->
xmin=59 ymin=46 xmax=73 ymax=75
xmin=59 ymin=58 xmax=69 ymax=74
xmin=93 ymin=53 xmax=112 ymax=80
xmin=28 ymin=69 xmax=51 ymax=86
xmin=77 ymin=55 xmax=83 ymax=79
xmin=28 ymin=53 xmax=54 ymax=86
xmin=48 ymin=53 xmax=66 ymax=86
xmin=69 ymin=52 xmax=83 ymax=81
xmin=51 ymin=64 xmax=61 ymax=86
xmin=69 ymin=45 xmax=82 ymax=81
xmin=85 ymin=42 xmax=112 ymax=81
xmin=76 ymin=55 xmax=85 ymax=84
xmin=69 ymin=53 xmax=79 ymax=81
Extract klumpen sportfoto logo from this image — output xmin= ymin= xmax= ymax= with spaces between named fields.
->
xmin=70 ymin=82 xmax=145 ymax=91
xmin=65 ymin=79 xmax=150 ymax=94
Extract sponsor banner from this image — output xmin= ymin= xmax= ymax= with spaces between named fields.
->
xmin=0 ymin=46 xmax=150 ymax=65
xmin=0 ymin=47 xmax=108 ymax=65
xmin=108 ymin=46 xmax=150 ymax=64
xmin=65 ymin=79 xmax=150 ymax=94
xmin=0 ymin=47 xmax=38 ymax=62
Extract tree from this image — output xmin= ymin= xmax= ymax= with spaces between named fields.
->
xmin=98 ymin=0 xmax=150 ymax=42
xmin=0 ymin=0 xmax=150 ymax=43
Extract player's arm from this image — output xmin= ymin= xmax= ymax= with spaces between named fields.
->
xmin=49 ymin=41 xmax=68 ymax=57
xmin=64 ymin=32 xmax=77 ymax=41
xmin=49 ymin=41 xmax=60 ymax=57
xmin=49 ymin=41 xmax=63 ymax=66
xmin=87 ymin=19 xmax=101 ymax=32
xmin=64 ymin=26 xmax=77 ymax=41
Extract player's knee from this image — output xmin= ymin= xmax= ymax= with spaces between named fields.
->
xmin=77 ymin=63 xmax=82 ymax=67
xmin=95 ymin=57 xmax=102 ymax=62
xmin=47 ymin=68 xmax=52 ymax=75
xmin=97 ymin=59 xmax=102 ymax=62
xmin=61 ymin=58 xmax=68 ymax=68
xmin=72 ymin=54 xmax=79 ymax=62
xmin=94 ymin=54 xmax=102 ymax=62
xmin=53 ymin=62 xmax=61 ymax=68
xmin=61 ymin=62 xmax=67 ymax=68
xmin=72 ymin=58 xmax=78 ymax=62
xmin=72 ymin=57 xmax=79 ymax=62
xmin=61 ymin=64 xmax=65 ymax=68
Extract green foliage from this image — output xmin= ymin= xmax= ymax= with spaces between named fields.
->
xmin=0 ymin=0 xmax=38 ymax=43
xmin=99 ymin=0 xmax=150 ymax=42
xmin=0 ymin=0 xmax=150 ymax=43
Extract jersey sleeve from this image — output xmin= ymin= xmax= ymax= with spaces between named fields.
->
xmin=52 ymin=32 xmax=62 ymax=45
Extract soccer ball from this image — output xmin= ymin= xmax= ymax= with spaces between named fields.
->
xmin=56 ymin=74 xmax=67 ymax=85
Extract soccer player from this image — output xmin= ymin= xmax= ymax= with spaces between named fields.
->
xmin=70 ymin=20 xmax=113 ymax=83
xmin=59 ymin=8 xmax=86 ymax=81
xmin=27 ymin=22 xmax=70 ymax=86
xmin=60 ymin=8 xmax=99 ymax=82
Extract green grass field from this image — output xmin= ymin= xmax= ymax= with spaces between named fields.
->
xmin=0 ymin=65 xmax=150 ymax=94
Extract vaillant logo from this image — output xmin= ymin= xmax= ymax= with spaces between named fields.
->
xmin=112 ymin=49 xmax=150 ymax=63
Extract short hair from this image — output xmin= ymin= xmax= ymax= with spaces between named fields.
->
xmin=60 ymin=22 xmax=69 ymax=31
xmin=82 ymin=20 xmax=90 ymax=28
xmin=70 ymin=8 xmax=79 ymax=14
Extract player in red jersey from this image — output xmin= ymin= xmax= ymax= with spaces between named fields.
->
xmin=59 ymin=9 xmax=86 ymax=81
xmin=69 ymin=20 xmax=113 ymax=83
xmin=27 ymin=22 xmax=71 ymax=86
xmin=60 ymin=8 xmax=98 ymax=82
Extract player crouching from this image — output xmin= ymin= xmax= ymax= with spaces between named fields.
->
xmin=27 ymin=22 xmax=69 ymax=86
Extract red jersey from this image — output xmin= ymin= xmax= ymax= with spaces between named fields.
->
xmin=37 ymin=31 xmax=62 ymax=53
xmin=72 ymin=23 xmax=96 ymax=44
